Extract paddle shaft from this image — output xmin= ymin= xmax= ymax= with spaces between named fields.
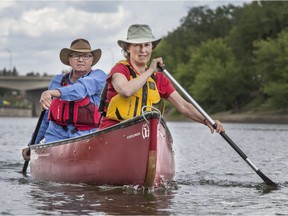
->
xmin=21 ymin=110 xmax=46 ymax=174
xmin=159 ymin=66 xmax=277 ymax=187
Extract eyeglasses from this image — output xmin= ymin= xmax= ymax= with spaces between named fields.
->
xmin=69 ymin=53 xmax=93 ymax=60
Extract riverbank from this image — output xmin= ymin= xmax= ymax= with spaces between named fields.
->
xmin=165 ymin=110 xmax=288 ymax=124
xmin=212 ymin=110 xmax=288 ymax=124
xmin=0 ymin=108 xmax=32 ymax=117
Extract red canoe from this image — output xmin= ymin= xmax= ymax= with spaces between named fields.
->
xmin=29 ymin=112 xmax=175 ymax=187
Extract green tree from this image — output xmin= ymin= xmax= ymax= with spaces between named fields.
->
xmin=12 ymin=67 xmax=18 ymax=76
xmin=154 ymin=4 xmax=239 ymax=73
xmin=253 ymin=30 xmax=288 ymax=109
xmin=183 ymin=39 xmax=246 ymax=113
xmin=228 ymin=1 xmax=288 ymax=62
xmin=224 ymin=1 xmax=288 ymax=109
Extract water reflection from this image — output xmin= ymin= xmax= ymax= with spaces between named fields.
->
xmin=28 ymin=181 xmax=176 ymax=215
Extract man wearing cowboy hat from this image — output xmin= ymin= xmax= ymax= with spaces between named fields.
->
xmin=98 ymin=24 xmax=224 ymax=134
xmin=23 ymin=38 xmax=106 ymax=159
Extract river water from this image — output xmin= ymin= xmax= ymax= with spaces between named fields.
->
xmin=0 ymin=117 xmax=287 ymax=215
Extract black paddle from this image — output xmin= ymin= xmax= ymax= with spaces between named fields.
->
xmin=158 ymin=65 xmax=277 ymax=187
xmin=21 ymin=110 xmax=46 ymax=174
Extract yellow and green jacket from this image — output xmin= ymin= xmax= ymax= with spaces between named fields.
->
xmin=101 ymin=60 xmax=164 ymax=121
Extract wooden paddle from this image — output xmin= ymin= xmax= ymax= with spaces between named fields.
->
xmin=21 ymin=110 xmax=46 ymax=174
xmin=158 ymin=65 xmax=277 ymax=187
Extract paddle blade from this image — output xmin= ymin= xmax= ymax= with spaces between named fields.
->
xmin=257 ymin=169 xmax=278 ymax=188
xmin=21 ymin=160 xmax=29 ymax=175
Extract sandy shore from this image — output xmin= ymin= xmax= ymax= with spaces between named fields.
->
xmin=165 ymin=110 xmax=288 ymax=124
xmin=211 ymin=111 xmax=288 ymax=124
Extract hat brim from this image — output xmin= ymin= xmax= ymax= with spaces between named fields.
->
xmin=117 ymin=38 xmax=162 ymax=50
xmin=60 ymin=48 xmax=102 ymax=66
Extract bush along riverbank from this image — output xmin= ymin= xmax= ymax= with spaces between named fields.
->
xmin=165 ymin=110 xmax=288 ymax=124
xmin=212 ymin=110 xmax=288 ymax=124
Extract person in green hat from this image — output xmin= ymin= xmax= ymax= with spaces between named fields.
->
xmin=98 ymin=24 xmax=224 ymax=133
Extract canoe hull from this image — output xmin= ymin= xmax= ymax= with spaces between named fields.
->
xmin=30 ymin=112 xmax=175 ymax=186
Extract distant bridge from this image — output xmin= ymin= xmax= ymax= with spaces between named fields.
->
xmin=0 ymin=75 xmax=53 ymax=116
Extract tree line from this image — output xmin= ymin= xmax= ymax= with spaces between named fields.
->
xmin=154 ymin=1 xmax=288 ymax=114
xmin=0 ymin=67 xmax=19 ymax=76
xmin=0 ymin=67 xmax=50 ymax=77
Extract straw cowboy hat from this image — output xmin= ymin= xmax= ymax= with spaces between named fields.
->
xmin=60 ymin=38 xmax=102 ymax=66
xmin=117 ymin=24 xmax=162 ymax=49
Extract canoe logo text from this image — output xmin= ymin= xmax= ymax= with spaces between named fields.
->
xmin=127 ymin=132 xmax=140 ymax=139
xmin=142 ymin=124 xmax=150 ymax=139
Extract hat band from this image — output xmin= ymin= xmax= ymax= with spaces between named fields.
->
xmin=70 ymin=49 xmax=92 ymax=52
xmin=128 ymin=34 xmax=155 ymax=40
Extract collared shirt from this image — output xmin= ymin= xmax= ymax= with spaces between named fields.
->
xmin=33 ymin=69 xmax=107 ymax=144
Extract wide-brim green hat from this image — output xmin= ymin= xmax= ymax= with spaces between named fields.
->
xmin=117 ymin=24 xmax=162 ymax=49
xmin=60 ymin=38 xmax=102 ymax=66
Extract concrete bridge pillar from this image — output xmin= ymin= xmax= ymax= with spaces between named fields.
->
xmin=26 ymin=89 xmax=46 ymax=117
xmin=0 ymin=75 xmax=51 ymax=117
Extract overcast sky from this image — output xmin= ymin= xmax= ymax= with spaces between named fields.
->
xmin=0 ymin=0 xmax=252 ymax=76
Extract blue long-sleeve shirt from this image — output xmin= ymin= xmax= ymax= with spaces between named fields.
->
xmin=33 ymin=69 xmax=107 ymax=144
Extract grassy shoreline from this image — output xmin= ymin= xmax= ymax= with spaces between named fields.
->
xmin=212 ymin=110 xmax=288 ymax=124
xmin=165 ymin=110 xmax=288 ymax=124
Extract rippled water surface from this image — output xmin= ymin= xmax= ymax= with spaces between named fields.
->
xmin=0 ymin=117 xmax=287 ymax=215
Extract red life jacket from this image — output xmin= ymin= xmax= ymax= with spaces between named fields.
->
xmin=48 ymin=72 xmax=100 ymax=131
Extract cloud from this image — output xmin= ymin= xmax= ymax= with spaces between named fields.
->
xmin=12 ymin=5 xmax=127 ymax=38
xmin=0 ymin=0 xmax=251 ymax=75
